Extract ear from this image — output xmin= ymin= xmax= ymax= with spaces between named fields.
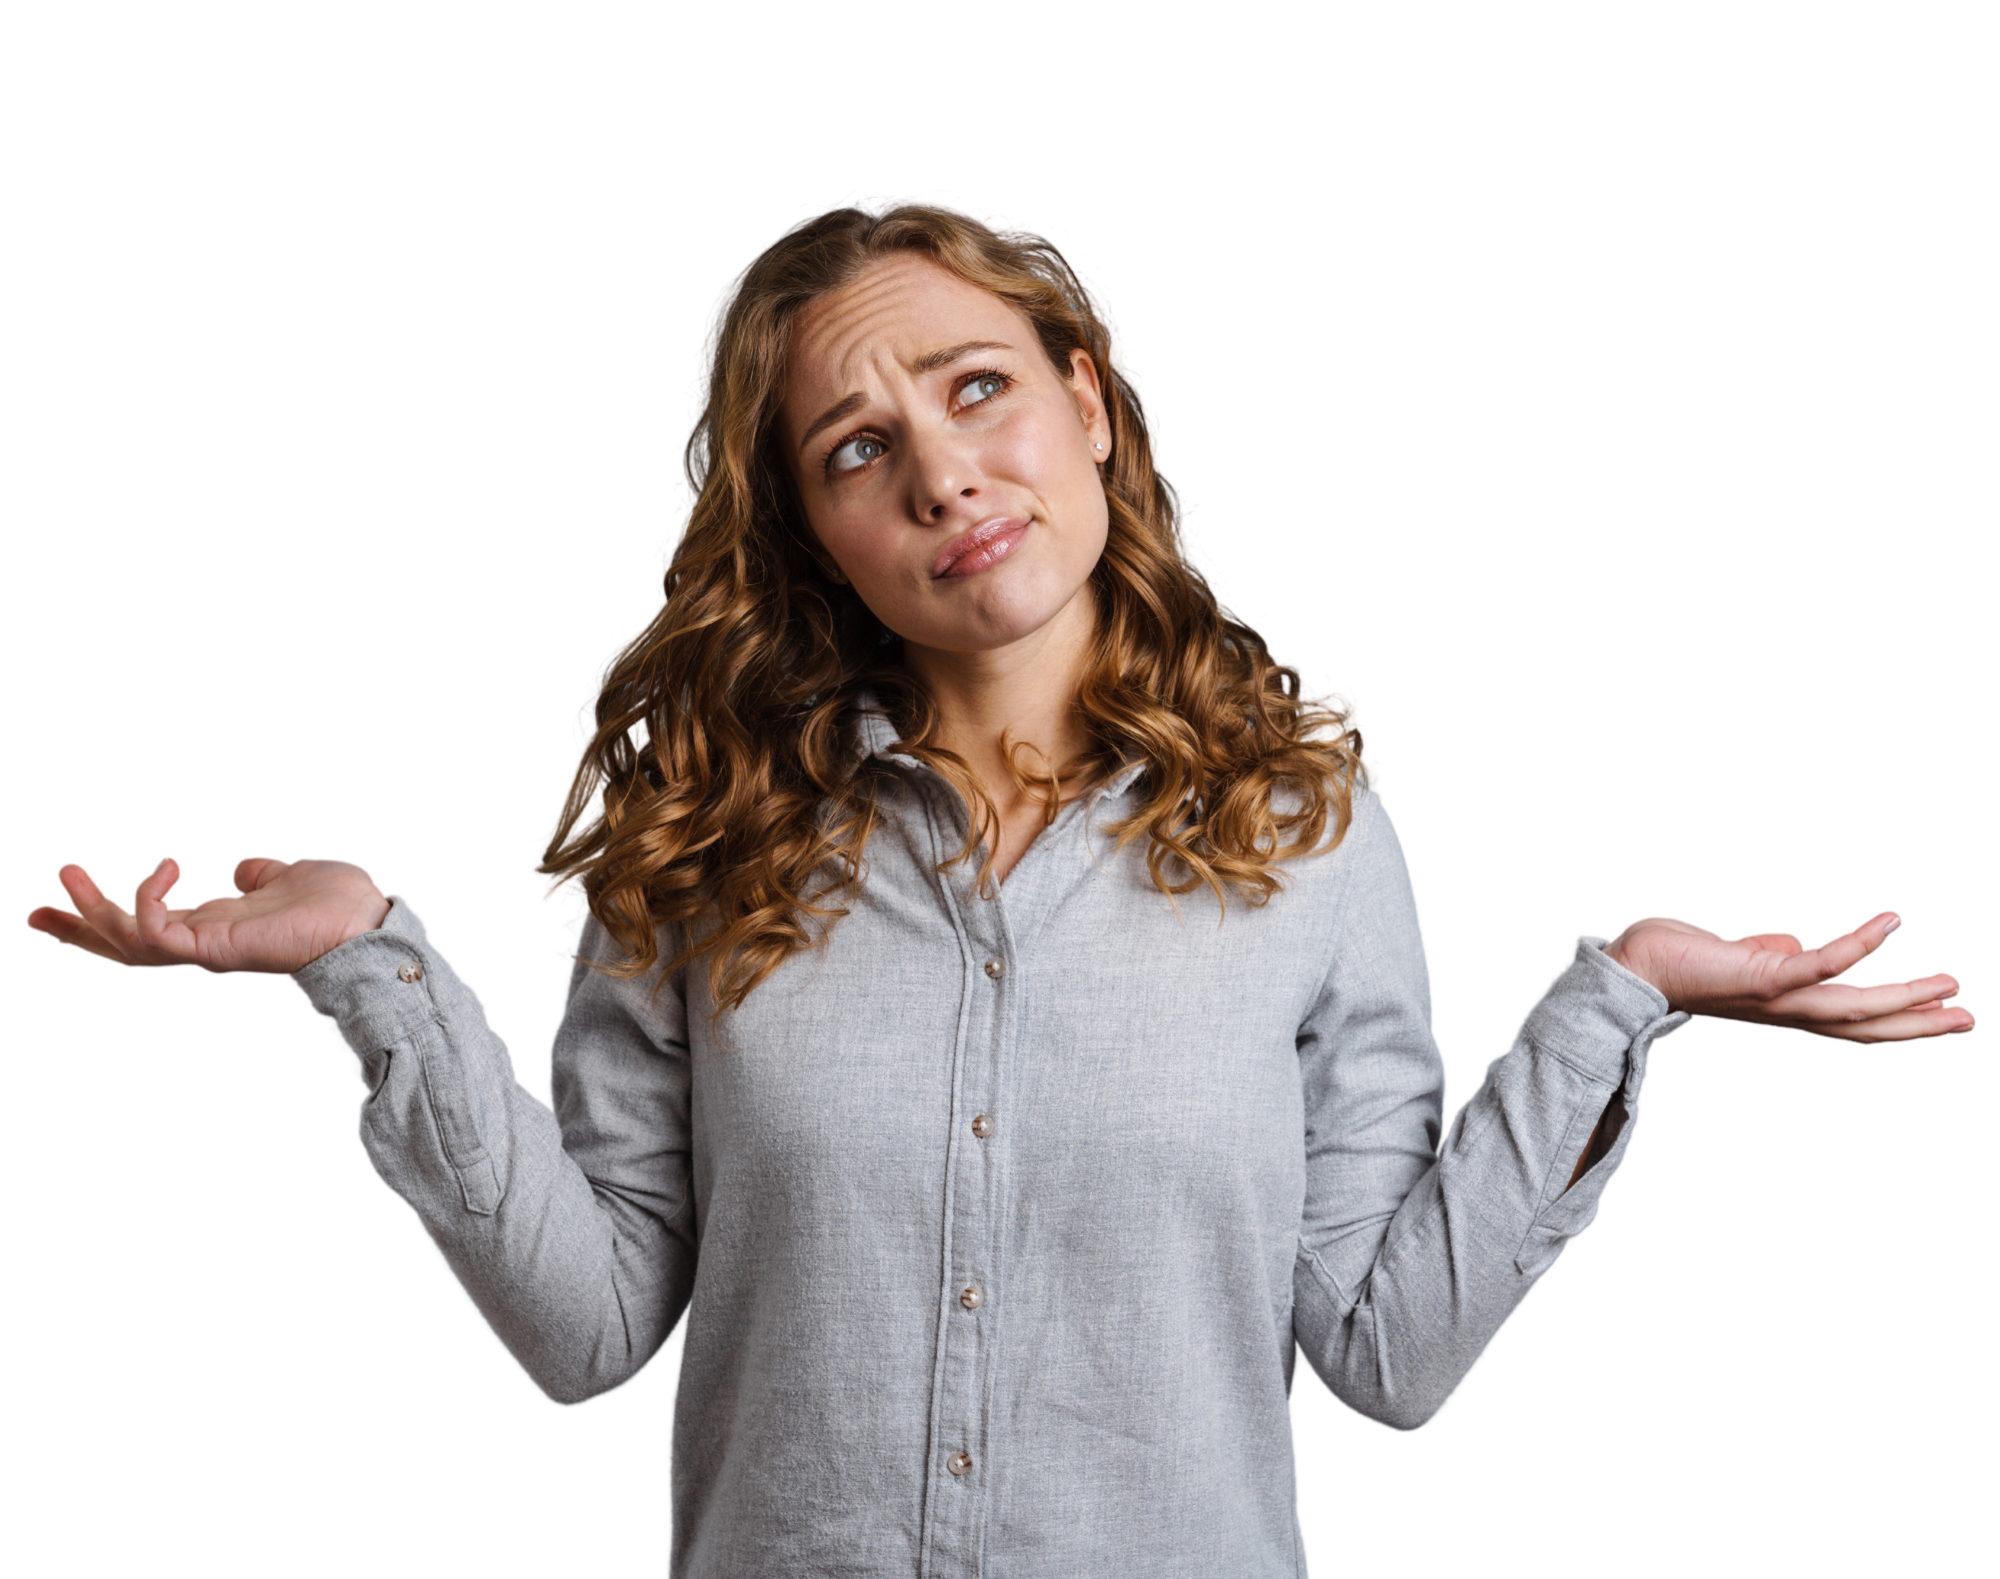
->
xmin=1072 ymin=351 xmax=1120 ymax=457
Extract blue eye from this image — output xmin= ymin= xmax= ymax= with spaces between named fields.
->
xmin=960 ymin=371 xmax=1008 ymax=405
xmin=820 ymin=369 xmax=1016 ymax=475
xmin=829 ymin=436 xmax=886 ymax=472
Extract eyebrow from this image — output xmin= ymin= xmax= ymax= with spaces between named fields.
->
xmin=795 ymin=341 xmax=1018 ymax=456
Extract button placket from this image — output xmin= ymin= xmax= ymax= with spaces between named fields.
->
xmin=952 ymin=951 xmax=1008 ymax=1495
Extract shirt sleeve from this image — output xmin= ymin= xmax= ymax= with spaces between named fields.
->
xmin=1291 ymin=791 xmax=1687 ymax=1428
xmin=292 ymin=899 xmax=697 ymax=1403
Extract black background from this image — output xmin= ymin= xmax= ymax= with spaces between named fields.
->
xmin=23 ymin=123 xmax=1976 ymax=1579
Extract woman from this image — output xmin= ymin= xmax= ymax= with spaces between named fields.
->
xmin=27 ymin=206 xmax=1970 ymax=1578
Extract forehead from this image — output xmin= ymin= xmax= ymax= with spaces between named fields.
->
xmin=785 ymin=254 xmax=1034 ymax=410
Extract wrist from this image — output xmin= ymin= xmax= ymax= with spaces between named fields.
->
xmin=1600 ymin=931 xmax=1667 ymax=997
xmin=337 ymin=888 xmax=392 ymax=948
xmin=1602 ymin=935 xmax=1630 ymax=971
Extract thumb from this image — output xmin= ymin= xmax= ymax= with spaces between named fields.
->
xmin=1739 ymin=933 xmax=1804 ymax=956
xmin=234 ymin=857 xmax=290 ymax=893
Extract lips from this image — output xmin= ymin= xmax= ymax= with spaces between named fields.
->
xmin=931 ymin=516 xmax=1030 ymax=580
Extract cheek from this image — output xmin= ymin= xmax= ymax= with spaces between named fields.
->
xmin=806 ymin=507 xmax=860 ymax=565
xmin=987 ymin=408 xmax=1100 ymax=509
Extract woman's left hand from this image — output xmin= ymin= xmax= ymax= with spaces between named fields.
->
xmin=1602 ymin=914 xmax=1971 ymax=1042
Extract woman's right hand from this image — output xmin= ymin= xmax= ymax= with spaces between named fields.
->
xmin=27 ymin=858 xmax=390 ymax=974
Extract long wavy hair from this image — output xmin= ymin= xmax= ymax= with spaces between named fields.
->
xmin=542 ymin=204 xmax=1363 ymax=1010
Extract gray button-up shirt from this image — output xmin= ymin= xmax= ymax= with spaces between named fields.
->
xmin=295 ymin=708 xmax=1683 ymax=1577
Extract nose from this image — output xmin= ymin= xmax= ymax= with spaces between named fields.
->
xmin=908 ymin=431 xmax=981 ymax=524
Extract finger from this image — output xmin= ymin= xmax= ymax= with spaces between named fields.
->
xmin=59 ymin=862 xmax=109 ymax=913
xmin=1766 ymin=913 xmax=1899 ymax=993
xmin=1800 ymin=971 xmax=1968 ymax=1031
xmin=1808 ymin=971 xmax=1960 ymax=1019
xmin=1880 ymin=983 xmax=1960 ymax=1019
xmin=1808 ymin=1007 xmax=1976 ymax=1047
xmin=23 ymin=903 xmax=107 ymax=963
xmin=134 ymin=859 xmax=200 ymax=961
xmin=1856 ymin=907 xmax=1904 ymax=959
xmin=36 ymin=867 xmax=135 ymax=963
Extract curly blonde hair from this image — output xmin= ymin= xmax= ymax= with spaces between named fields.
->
xmin=542 ymin=204 xmax=1363 ymax=1009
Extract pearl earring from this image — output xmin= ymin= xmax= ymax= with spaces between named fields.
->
xmin=1094 ymin=442 xmax=1103 ymax=450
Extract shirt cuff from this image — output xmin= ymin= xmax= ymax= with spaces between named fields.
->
xmin=292 ymin=897 xmax=441 ymax=1051
xmin=1520 ymin=937 xmax=1689 ymax=1091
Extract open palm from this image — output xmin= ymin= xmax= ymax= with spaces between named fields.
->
xmin=1603 ymin=913 xmax=1970 ymax=1042
xmin=27 ymin=858 xmax=389 ymax=974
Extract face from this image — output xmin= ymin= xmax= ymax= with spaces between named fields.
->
xmin=780 ymin=253 xmax=1112 ymax=659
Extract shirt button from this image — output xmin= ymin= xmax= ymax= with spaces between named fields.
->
xmin=397 ymin=962 xmax=424 ymax=984
xmin=970 ymin=1114 xmax=994 ymax=1139
xmin=983 ymin=956 xmax=1004 ymax=979
xmin=959 ymin=1285 xmax=983 ymax=1311
xmin=947 ymin=1451 xmax=973 ymax=1476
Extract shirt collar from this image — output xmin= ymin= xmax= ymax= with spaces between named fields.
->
xmin=852 ymin=691 xmax=1147 ymax=803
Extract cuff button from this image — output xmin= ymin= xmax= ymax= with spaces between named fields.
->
xmin=397 ymin=962 xmax=424 ymax=984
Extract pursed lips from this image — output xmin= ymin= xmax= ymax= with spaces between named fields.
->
xmin=932 ymin=519 xmax=1032 ymax=579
